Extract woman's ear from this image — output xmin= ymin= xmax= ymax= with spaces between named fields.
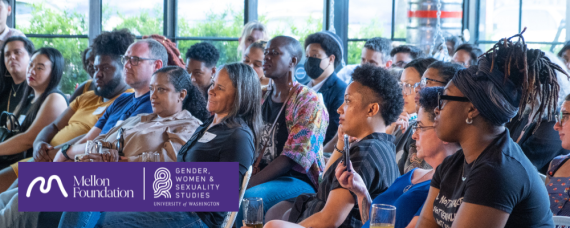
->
xmin=467 ymin=103 xmax=480 ymax=119
xmin=368 ymin=103 xmax=380 ymax=117
xmin=179 ymin=89 xmax=188 ymax=102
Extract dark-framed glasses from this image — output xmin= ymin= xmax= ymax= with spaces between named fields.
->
xmin=121 ymin=55 xmax=159 ymax=66
xmin=420 ymin=77 xmax=447 ymax=89
xmin=412 ymin=125 xmax=435 ymax=134
xmin=437 ymin=92 xmax=470 ymax=110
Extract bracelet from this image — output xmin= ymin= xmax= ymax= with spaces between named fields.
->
xmin=334 ymin=146 xmax=343 ymax=153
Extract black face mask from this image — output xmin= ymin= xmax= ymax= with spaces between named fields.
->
xmin=304 ymin=57 xmax=326 ymax=80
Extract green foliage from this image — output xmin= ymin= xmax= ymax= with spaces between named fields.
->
xmin=17 ymin=2 xmax=89 ymax=95
xmin=103 ymin=4 xmax=163 ymax=36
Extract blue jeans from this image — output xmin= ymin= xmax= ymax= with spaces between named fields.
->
xmin=235 ymin=176 xmax=315 ymax=226
xmin=58 ymin=211 xmax=208 ymax=228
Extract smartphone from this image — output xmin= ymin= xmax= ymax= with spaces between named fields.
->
xmin=344 ymin=134 xmax=351 ymax=172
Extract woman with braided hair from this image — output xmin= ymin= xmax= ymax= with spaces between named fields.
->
xmin=142 ymin=34 xmax=185 ymax=68
xmin=416 ymin=30 xmax=563 ymax=227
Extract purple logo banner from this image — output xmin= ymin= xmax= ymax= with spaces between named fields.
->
xmin=18 ymin=162 xmax=238 ymax=212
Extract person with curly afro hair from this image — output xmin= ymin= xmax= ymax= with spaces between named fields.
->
xmin=185 ymin=42 xmax=220 ymax=100
xmin=303 ymin=31 xmax=347 ymax=144
xmin=264 ymin=64 xmax=403 ymax=228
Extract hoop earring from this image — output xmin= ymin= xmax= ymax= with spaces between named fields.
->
xmin=466 ymin=117 xmax=473 ymax=125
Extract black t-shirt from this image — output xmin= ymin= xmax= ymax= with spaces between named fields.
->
xmin=288 ymin=133 xmax=399 ymax=228
xmin=0 ymin=78 xmax=26 ymax=114
xmin=259 ymin=97 xmax=313 ymax=187
xmin=177 ymin=116 xmax=255 ymax=228
xmin=431 ymin=130 xmax=553 ymax=228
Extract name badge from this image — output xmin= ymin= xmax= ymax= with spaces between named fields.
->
xmin=92 ymin=106 xmax=107 ymax=115
xmin=198 ymin=132 xmax=216 ymax=143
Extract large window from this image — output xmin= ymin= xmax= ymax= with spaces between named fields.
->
xmin=477 ymin=0 xmax=567 ymax=53
xmin=102 ymin=0 xmax=163 ymax=35
xmin=258 ymin=0 xmax=322 ymax=44
xmin=16 ymin=0 xmax=89 ymax=94
xmin=176 ymin=0 xmax=243 ymax=65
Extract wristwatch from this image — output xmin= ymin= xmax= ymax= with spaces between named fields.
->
xmin=61 ymin=144 xmax=71 ymax=160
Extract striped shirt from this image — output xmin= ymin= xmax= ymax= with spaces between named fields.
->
xmin=288 ymin=132 xmax=399 ymax=228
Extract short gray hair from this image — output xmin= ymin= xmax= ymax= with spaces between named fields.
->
xmin=138 ymin=39 xmax=168 ymax=67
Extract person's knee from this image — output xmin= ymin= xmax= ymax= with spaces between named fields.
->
xmin=0 ymin=167 xmax=17 ymax=193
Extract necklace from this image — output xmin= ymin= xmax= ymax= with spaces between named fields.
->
xmin=461 ymin=155 xmax=480 ymax=181
xmin=11 ymin=82 xmax=21 ymax=97
xmin=404 ymin=169 xmax=433 ymax=193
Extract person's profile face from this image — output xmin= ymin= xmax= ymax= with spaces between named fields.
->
xmin=392 ymin=52 xmax=412 ymax=68
xmin=554 ymin=101 xmax=570 ymax=150
xmin=433 ymin=81 xmax=468 ymax=143
xmin=207 ymin=68 xmax=236 ymax=115
xmin=412 ymin=107 xmax=441 ymax=159
xmin=263 ymin=38 xmax=292 ymax=79
xmin=26 ymin=53 xmax=53 ymax=90
xmin=452 ymin=49 xmax=471 ymax=67
xmin=337 ymin=81 xmax=371 ymax=137
xmin=243 ymin=47 xmax=265 ymax=80
xmin=93 ymin=55 xmax=121 ymax=97
xmin=186 ymin=58 xmax=214 ymax=94
xmin=149 ymin=72 xmax=185 ymax=118
xmin=123 ymin=42 xmax=156 ymax=90
xmin=400 ymin=67 xmax=421 ymax=114
xmin=360 ymin=48 xmax=384 ymax=68
xmin=562 ymin=49 xmax=570 ymax=72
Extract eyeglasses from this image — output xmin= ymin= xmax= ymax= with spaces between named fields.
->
xmin=121 ymin=55 xmax=159 ymax=66
xmin=420 ymin=77 xmax=447 ymax=89
xmin=399 ymin=82 xmax=420 ymax=95
xmin=556 ymin=111 xmax=570 ymax=126
xmin=412 ymin=125 xmax=435 ymax=134
xmin=437 ymin=92 xmax=470 ymax=110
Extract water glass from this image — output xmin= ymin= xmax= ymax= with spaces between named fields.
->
xmin=242 ymin=197 xmax=263 ymax=228
xmin=370 ymin=204 xmax=396 ymax=228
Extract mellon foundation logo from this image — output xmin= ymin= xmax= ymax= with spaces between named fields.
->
xmin=26 ymin=175 xmax=68 ymax=198
xmin=153 ymin=167 xmax=172 ymax=198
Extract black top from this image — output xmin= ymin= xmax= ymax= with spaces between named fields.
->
xmin=506 ymin=113 xmax=570 ymax=174
xmin=304 ymin=73 xmax=347 ymax=144
xmin=177 ymin=116 xmax=255 ymax=228
xmin=431 ymin=129 xmax=553 ymax=228
xmin=259 ymin=96 xmax=313 ymax=187
xmin=0 ymin=77 xmax=27 ymax=114
xmin=288 ymin=133 xmax=399 ymax=228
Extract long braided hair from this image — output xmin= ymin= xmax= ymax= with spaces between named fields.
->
xmin=142 ymin=34 xmax=185 ymax=68
xmin=481 ymin=28 xmax=569 ymax=129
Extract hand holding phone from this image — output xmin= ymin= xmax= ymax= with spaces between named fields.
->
xmin=344 ymin=134 xmax=351 ymax=172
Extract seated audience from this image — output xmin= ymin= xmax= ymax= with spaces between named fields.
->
xmin=0 ymin=29 xmax=135 ymax=192
xmin=0 ymin=47 xmax=68 ymax=168
xmin=452 ymin=43 xmax=483 ymax=67
xmin=238 ymin=20 xmax=268 ymax=58
xmin=547 ymin=93 xmax=570 ymax=215
xmin=0 ymin=37 xmax=33 ymax=116
xmin=388 ymin=58 xmax=436 ymax=174
xmin=263 ymin=64 xmax=402 ymax=228
xmin=68 ymin=37 xmax=166 ymax=148
xmin=243 ymin=40 xmax=269 ymax=89
xmin=335 ymin=87 xmax=458 ymax=228
xmin=445 ymin=34 xmax=463 ymax=57
xmin=417 ymin=33 xmax=556 ymax=227
xmin=72 ymin=66 xmax=208 ymax=162
xmin=60 ymin=63 xmax=261 ymax=228
xmin=337 ymin=37 xmax=392 ymax=83
xmin=235 ymin=36 xmax=329 ymax=225
xmin=304 ymin=31 xmax=347 ymax=144
xmin=69 ymin=47 xmax=96 ymax=102
xmin=185 ymin=42 xmax=219 ymax=100
xmin=390 ymin=45 xmax=425 ymax=68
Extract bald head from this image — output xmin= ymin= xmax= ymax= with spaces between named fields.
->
xmin=269 ymin=36 xmax=303 ymax=66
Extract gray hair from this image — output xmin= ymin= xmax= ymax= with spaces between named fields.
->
xmin=364 ymin=37 xmax=392 ymax=64
xmin=138 ymin=39 xmax=168 ymax=67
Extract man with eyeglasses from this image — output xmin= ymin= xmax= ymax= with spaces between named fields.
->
xmin=390 ymin=45 xmax=425 ymax=69
xmin=69 ymin=39 xmax=168 ymax=147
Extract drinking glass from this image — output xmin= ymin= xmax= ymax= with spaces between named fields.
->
xmin=242 ymin=197 xmax=263 ymax=228
xmin=370 ymin=204 xmax=396 ymax=228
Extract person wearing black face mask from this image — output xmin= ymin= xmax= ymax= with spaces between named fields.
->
xmin=303 ymin=31 xmax=347 ymax=144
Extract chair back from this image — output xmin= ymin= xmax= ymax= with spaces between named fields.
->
xmin=222 ymin=166 xmax=253 ymax=228
xmin=554 ymin=216 xmax=570 ymax=228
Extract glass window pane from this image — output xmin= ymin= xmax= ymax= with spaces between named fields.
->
xmin=258 ymin=0 xmax=322 ymax=43
xmin=521 ymin=1 xmax=566 ymax=42
xmin=349 ymin=0 xmax=392 ymax=39
xmin=177 ymin=40 xmax=240 ymax=66
xmin=478 ymin=0 xmax=520 ymax=41
xmin=177 ymin=0 xmax=244 ymax=37
xmin=28 ymin=38 xmax=90 ymax=94
xmin=102 ymin=0 xmax=163 ymax=36
xmin=16 ymin=0 xmax=89 ymax=35
xmin=394 ymin=0 xmax=408 ymax=39
xmin=347 ymin=41 xmax=365 ymax=65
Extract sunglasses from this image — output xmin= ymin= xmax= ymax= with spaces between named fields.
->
xmin=437 ymin=92 xmax=470 ymax=110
